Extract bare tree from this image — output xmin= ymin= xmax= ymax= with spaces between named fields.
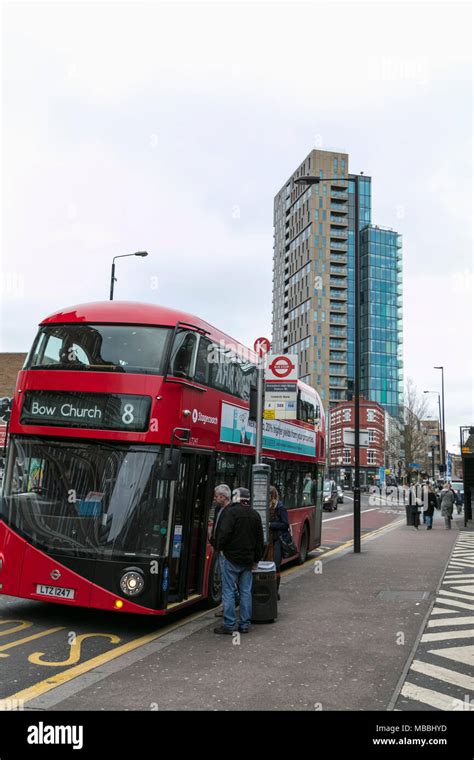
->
xmin=404 ymin=378 xmax=429 ymax=481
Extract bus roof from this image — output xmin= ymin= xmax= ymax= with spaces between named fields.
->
xmin=40 ymin=301 xmax=257 ymax=360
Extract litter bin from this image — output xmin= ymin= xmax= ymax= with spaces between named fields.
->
xmin=252 ymin=561 xmax=278 ymax=623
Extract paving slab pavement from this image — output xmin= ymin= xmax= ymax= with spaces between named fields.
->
xmin=28 ymin=512 xmax=466 ymax=711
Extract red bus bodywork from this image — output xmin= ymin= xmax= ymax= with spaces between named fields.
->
xmin=0 ymin=302 xmax=325 ymax=615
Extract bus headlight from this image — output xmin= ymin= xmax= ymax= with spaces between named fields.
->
xmin=120 ymin=569 xmax=145 ymax=597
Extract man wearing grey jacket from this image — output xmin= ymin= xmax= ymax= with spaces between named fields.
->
xmin=440 ymin=484 xmax=455 ymax=529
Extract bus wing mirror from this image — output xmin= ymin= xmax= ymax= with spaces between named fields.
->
xmin=160 ymin=449 xmax=182 ymax=480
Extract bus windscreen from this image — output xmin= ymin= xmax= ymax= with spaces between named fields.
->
xmin=26 ymin=324 xmax=171 ymax=375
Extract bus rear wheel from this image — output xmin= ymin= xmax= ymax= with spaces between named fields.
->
xmin=206 ymin=554 xmax=222 ymax=608
xmin=297 ymin=525 xmax=309 ymax=565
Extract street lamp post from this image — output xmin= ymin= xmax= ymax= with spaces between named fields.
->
xmin=109 ymin=251 xmax=149 ymax=300
xmin=434 ymin=367 xmax=446 ymax=474
xmin=295 ymin=173 xmax=362 ymax=553
xmin=424 ymin=390 xmax=442 ymax=478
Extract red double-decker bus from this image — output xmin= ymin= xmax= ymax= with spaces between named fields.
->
xmin=0 ymin=302 xmax=325 ymax=616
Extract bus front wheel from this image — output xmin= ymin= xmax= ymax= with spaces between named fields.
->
xmin=206 ymin=554 xmax=222 ymax=608
xmin=297 ymin=525 xmax=309 ymax=565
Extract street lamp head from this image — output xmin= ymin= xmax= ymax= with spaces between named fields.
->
xmin=134 ymin=251 xmax=148 ymax=257
xmin=294 ymin=176 xmax=321 ymax=186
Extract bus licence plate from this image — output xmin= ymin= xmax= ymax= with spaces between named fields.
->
xmin=36 ymin=584 xmax=75 ymax=600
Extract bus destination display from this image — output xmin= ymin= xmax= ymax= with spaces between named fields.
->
xmin=20 ymin=390 xmax=151 ymax=432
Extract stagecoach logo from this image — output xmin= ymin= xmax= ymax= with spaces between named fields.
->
xmin=50 ymin=569 xmax=61 ymax=581
xmin=191 ymin=408 xmax=218 ymax=426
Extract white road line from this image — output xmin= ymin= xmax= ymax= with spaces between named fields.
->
xmin=421 ymin=629 xmax=474 ymax=643
xmin=322 ymin=507 xmax=379 ymax=522
xmin=439 ymin=589 xmax=474 ymax=602
xmin=451 ymin=585 xmax=474 ymax=594
xmin=443 ymin=579 xmax=474 ymax=584
xmin=401 ymin=682 xmax=463 ymax=710
xmin=435 ymin=598 xmax=474 ymax=611
xmin=431 ymin=607 xmax=459 ymax=615
xmin=429 ymin=645 xmax=474 ymax=667
xmin=410 ymin=660 xmax=474 ymax=691
xmin=428 ymin=616 xmax=474 ymax=628
xmin=444 ymin=574 xmax=474 ymax=580
xmin=447 ymin=562 xmax=474 ymax=568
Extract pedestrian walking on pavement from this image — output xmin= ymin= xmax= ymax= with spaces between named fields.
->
xmin=408 ymin=485 xmax=421 ymax=529
xmin=440 ymin=483 xmax=455 ymax=529
xmin=264 ymin=486 xmax=290 ymax=600
xmin=214 ymin=487 xmax=264 ymax=635
xmin=425 ymin=485 xmax=437 ymax=530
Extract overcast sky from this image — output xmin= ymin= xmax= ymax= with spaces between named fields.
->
xmin=0 ymin=0 xmax=472 ymax=451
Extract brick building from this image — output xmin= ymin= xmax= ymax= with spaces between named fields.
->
xmin=0 ymin=352 xmax=27 ymax=398
xmin=329 ymin=397 xmax=385 ymax=488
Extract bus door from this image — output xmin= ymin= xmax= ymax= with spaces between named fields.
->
xmin=167 ymin=451 xmax=213 ymax=603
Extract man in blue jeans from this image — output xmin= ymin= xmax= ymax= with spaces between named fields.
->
xmin=214 ymin=487 xmax=264 ymax=634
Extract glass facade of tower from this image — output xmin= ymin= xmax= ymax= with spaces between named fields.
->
xmin=360 ymin=226 xmax=403 ymax=420
xmin=346 ymin=176 xmax=371 ymax=401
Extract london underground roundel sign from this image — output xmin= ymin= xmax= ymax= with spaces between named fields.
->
xmin=267 ymin=354 xmax=298 ymax=380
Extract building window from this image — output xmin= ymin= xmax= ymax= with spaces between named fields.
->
xmin=343 ymin=449 xmax=351 ymax=464
xmin=367 ymin=409 xmax=376 ymax=422
xmin=343 ymin=408 xmax=351 ymax=422
xmin=367 ymin=450 xmax=376 ymax=465
xmin=368 ymin=429 xmax=376 ymax=443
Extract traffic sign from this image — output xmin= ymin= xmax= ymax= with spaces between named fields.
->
xmin=265 ymin=354 xmax=298 ymax=382
xmin=254 ymin=337 xmax=271 ymax=357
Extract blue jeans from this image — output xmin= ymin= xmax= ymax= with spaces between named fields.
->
xmin=219 ymin=554 xmax=240 ymax=606
xmin=221 ymin=558 xmax=253 ymax=631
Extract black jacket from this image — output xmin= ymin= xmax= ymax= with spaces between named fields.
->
xmin=216 ymin=504 xmax=264 ymax=567
xmin=426 ymin=492 xmax=437 ymax=517
xmin=269 ymin=501 xmax=290 ymax=543
xmin=209 ymin=502 xmax=226 ymax=547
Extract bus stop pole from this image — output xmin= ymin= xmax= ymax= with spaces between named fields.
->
xmin=255 ymin=355 xmax=264 ymax=465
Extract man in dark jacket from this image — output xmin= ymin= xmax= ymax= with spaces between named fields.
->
xmin=210 ymin=484 xmax=232 ymax=547
xmin=214 ymin=487 xmax=264 ymax=635
xmin=210 ymin=484 xmax=238 ymax=618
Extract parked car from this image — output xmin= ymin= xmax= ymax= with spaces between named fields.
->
xmin=337 ymin=485 xmax=344 ymax=504
xmin=323 ymin=480 xmax=338 ymax=511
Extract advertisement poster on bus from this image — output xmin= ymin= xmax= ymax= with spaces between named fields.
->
xmin=220 ymin=402 xmax=316 ymax=457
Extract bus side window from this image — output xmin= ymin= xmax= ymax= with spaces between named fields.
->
xmin=170 ymin=331 xmax=198 ymax=379
xmin=194 ymin=337 xmax=212 ymax=385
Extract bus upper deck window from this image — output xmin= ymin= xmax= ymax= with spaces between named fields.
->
xmin=170 ymin=331 xmax=197 ymax=379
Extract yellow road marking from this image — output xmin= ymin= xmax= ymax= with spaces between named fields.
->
xmin=4 ymin=607 xmax=213 ymax=704
xmin=0 ymin=619 xmax=33 ymax=637
xmin=0 ymin=627 xmax=65 ymax=658
xmin=29 ymin=633 xmax=121 ymax=667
